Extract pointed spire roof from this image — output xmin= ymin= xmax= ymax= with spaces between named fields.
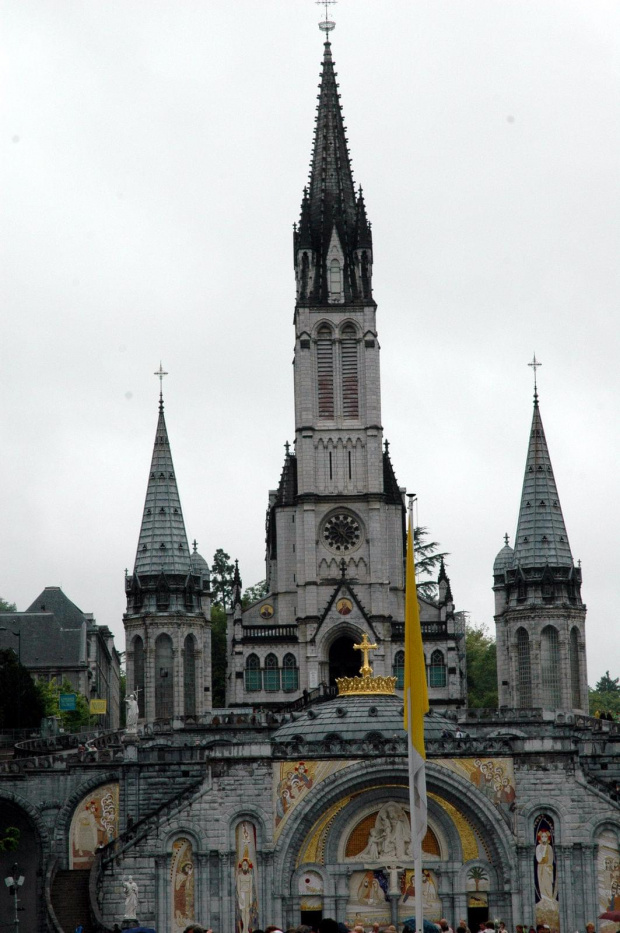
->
xmin=309 ymin=39 xmax=356 ymax=240
xmin=134 ymin=398 xmax=191 ymax=576
xmin=512 ymin=395 xmax=573 ymax=568
xmin=295 ymin=37 xmax=372 ymax=304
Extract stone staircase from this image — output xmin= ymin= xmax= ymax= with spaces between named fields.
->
xmin=51 ymin=869 xmax=93 ymax=933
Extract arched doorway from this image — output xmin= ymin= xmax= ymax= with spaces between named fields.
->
xmin=328 ymin=636 xmax=359 ymax=684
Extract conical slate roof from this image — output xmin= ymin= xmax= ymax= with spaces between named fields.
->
xmin=134 ymin=400 xmax=191 ymax=576
xmin=512 ymin=395 xmax=573 ymax=568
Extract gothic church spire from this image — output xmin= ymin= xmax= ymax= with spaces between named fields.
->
xmin=294 ymin=38 xmax=373 ymax=305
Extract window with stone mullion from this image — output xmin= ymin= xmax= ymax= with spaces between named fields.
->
xmin=282 ymin=653 xmax=299 ymax=692
xmin=264 ymin=653 xmax=280 ymax=692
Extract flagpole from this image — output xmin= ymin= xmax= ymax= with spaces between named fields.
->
xmin=408 ymin=687 xmax=424 ymax=933
xmin=406 ymin=495 xmax=425 ymax=933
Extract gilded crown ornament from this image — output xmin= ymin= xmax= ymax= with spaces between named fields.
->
xmin=336 ymin=632 xmax=397 ymax=696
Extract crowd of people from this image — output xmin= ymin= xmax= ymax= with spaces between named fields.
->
xmin=178 ymin=920 xmax=599 ymax=933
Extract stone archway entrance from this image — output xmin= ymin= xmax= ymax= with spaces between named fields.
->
xmin=328 ymin=636 xmax=359 ymax=684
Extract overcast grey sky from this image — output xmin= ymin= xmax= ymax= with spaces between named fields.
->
xmin=2 ymin=1 xmax=619 ymax=685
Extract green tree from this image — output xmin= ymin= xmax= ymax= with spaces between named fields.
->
xmin=36 ymin=677 xmax=91 ymax=731
xmin=242 ymin=580 xmax=268 ymax=608
xmin=211 ymin=604 xmax=227 ymax=708
xmin=0 ymin=597 xmax=17 ymax=612
xmin=596 ymin=671 xmax=620 ymax=695
xmin=465 ymin=623 xmax=498 ymax=708
xmin=211 ymin=549 xmax=235 ymax=609
xmin=0 ymin=827 xmax=20 ymax=852
xmin=414 ymin=527 xmax=449 ymax=601
xmin=0 ymin=648 xmax=44 ymax=729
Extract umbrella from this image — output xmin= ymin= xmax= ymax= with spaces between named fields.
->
xmin=402 ymin=918 xmax=440 ymax=933
xmin=122 ymin=927 xmax=157 ymax=933
xmin=599 ymin=913 xmax=620 ymax=922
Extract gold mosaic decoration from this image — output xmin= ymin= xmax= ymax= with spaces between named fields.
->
xmin=297 ymin=795 xmax=353 ymax=865
xmin=428 ymin=792 xmax=480 ymax=862
xmin=336 ymin=633 xmax=396 ymax=696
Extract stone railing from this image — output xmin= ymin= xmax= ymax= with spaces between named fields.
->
xmin=99 ymin=776 xmax=204 ymax=869
xmin=14 ymin=728 xmax=123 ymax=759
xmin=241 ymin=625 xmax=298 ymax=641
xmin=461 ymin=707 xmax=544 ymax=722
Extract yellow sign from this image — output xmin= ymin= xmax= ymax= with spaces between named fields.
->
xmin=89 ymin=699 xmax=107 ymax=714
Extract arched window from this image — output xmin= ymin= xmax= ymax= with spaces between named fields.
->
xmin=393 ymin=650 xmax=405 ymax=690
xmin=245 ymin=654 xmax=261 ymax=692
xmin=516 ymin=627 xmax=532 ymax=708
xmin=264 ymin=653 xmax=280 ymax=692
xmin=316 ymin=325 xmax=334 ymax=419
xmin=329 ymin=259 xmax=342 ymax=298
xmin=569 ymin=627 xmax=581 ymax=708
xmin=341 ymin=324 xmax=359 ymax=418
xmin=429 ymin=649 xmax=447 ymax=688
xmin=184 ymin=634 xmax=196 ymax=716
xmin=132 ymin=635 xmax=145 ymax=718
xmin=155 ymin=633 xmax=174 ymax=719
xmin=282 ymin=653 xmax=299 ymax=692
xmin=541 ymin=626 xmax=561 ymax=708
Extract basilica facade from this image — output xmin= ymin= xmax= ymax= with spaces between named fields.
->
xmin=0 ymin=25 xmax=618 ymax=933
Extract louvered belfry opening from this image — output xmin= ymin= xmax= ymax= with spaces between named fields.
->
xmin=341 ymin=324 xmax=359 ymax=418
xmin=184 ymin=634 xmax=196 ymax=716
xmin=133 ymin=635 xmax=145 ymax=717
xmin=541 ymin=625 xmax=561 ymax=708
xmin=516 ymin=627 xmax=532 ymax=707
xmin=317 ymin=325 xmax=335 ymax=418
xmin=155 ymin=633 xmax=174 ymax=719
xmin=569 ymin=627 xmax=581 ymax=708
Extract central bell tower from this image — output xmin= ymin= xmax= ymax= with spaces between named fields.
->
xmin=226 ymin=26 xmax=467 ymax=710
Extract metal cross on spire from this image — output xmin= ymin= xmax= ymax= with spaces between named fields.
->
xmin=316 ymin=0 xmax=336 ymax=35
xmin=154 ymin=362 xmax=168 ymax=410
xmin=528 ymin=353 xmax=542 ymax=405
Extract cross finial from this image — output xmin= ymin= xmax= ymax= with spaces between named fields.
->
xmin=528 ymin=353 xmax=542 ymax=406
xmin=316 ymin=0 xmax=336 ymax=35
xmin=285 ymin=440 xmax=290 ymax=456
xmin=504 ymin=533 xmax=510 ymax=546
xmin=353 ymin=632 xmax=378 ymax=677
xmin=154 ymin=362 xmax=168 ymax=410
xmin=192 ymin=539 xmax=198 ymax=553
xmin=339 ymin=557 xmax=347 ymax=578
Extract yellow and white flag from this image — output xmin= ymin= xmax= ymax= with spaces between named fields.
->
xmin=404 ymin=507 xmax=429 ymax=853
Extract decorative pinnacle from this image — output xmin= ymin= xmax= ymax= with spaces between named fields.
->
xmin=316 ymin=0 xmax=336 ymax=34
xmin=154 ymin=362 xmax=168 ymax=410
xmin=504 ymin=533 xmax=510 ymax=546
xmin=528 ymin=353 xmax=542 ymax=406
xmin=192 ymin=539 xmax=198 ymax=553
xmin=284 ymin=440 xmax=290 ymax=456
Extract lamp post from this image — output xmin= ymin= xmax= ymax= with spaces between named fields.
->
xmin=0 ymin=627 xmax=22 ymax=731
xmin=4 ymin=862 xmax=25 ymax=932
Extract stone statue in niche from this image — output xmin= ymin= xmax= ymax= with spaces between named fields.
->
xmin=122 ymin=876 xmax=139 ymax=920
xmin=352 ymin=803 xmax=412 ymax=862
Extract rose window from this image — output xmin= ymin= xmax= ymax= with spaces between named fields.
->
xmin=323 ymin=513 xmax=362 ymax=553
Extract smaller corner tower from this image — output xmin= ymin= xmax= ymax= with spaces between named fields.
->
xmin=494 ymin=369 xmax=587 ymax=712
xmin=124 ymin=374 xmax=212 ymax=723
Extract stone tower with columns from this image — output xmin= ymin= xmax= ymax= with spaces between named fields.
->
xmin=124 ymin=387 xmax=212 ymax=722
xmin=226 ymin=34 xmax=467 ymax=710
xmin=493 ymin=384 xmax=587 ymax=711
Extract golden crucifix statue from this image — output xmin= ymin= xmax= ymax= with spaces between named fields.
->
xmin=353 ymin=632 xmax=378 ymax=677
